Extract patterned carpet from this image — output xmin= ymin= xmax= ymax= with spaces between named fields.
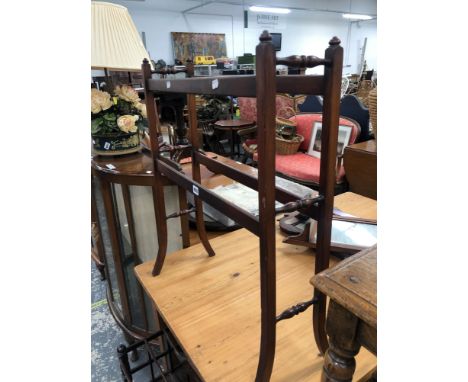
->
xmin=92 ymin=260 xmax=163 ymax=382
xmin=91 ymin=262 xmax=126 ymax=382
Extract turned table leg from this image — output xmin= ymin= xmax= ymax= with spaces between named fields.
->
xmin=321 ymin=301 xmax=361 ymax=382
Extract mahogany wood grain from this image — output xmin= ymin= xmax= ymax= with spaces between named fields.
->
xmin=91 ymin=151 xmax=161 ymax=186
xmin=134 ymin=193 xmax=377 ymax=382
xmin=254 ymin=30 xmax=277 ymax=381
xmin=213 ymin=119 xmax=256 ymax=158
xmin=92 ymin=150 xmax=264 ymax=191
xmin=158 ymin=160 xmax=260 ymax=235
xmin=140 ymin=32 xmax=346 ymax=379
xmin=143 ymin=59 xmax=170 ymax=276
xmin=343 ymin=140 xmax=377 ymax=200
xmin=193 ymin=151 xmax=315 ymax=207
xmin=146 ymin=75 xmax=324 ymax=97
xmin=313 ymin=36 xmax=343 ymax=355
xmin=213 ymin=119 xmax=255 ymax=128
xmin=276 ymin=55 xmax=328 ymax=68
xmin=187 ymin=93 xmax=215 ymax=257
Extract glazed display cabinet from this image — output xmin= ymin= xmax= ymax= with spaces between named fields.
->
xmin=91 ymin=151 xmax=189 ymax=349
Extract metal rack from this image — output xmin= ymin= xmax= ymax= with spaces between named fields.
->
xmin=141 ymin=30 xmax=344 ymax=381
xmin=118 ymin=329 xmax=195 ymax=381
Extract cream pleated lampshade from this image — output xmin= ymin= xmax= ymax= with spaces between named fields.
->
xmin=91 ymin=1 xmax=151 ymax=71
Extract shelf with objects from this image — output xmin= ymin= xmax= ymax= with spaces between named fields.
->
xmin=134 ymin=31 xmax=376 ymax=381
xmin=194 ymin=64 xmax=222 ymax=77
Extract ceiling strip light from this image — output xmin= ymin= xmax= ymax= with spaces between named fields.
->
xmin=249 ymin=6 xmax=291 ymax=14
xmin=342 ymin=13 xmax=373 ymax=20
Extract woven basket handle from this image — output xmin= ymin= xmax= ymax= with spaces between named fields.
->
xmin=277 ymin=106 xmax=297 ymax=120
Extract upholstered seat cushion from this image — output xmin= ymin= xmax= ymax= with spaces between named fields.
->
xmin=248 ymin=112 xmax=360 ymax=184
xmin=276 ymin=152 xmax=346 ymax=183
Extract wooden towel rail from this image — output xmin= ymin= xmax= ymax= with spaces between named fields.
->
xmin=141 ymin=30 xmax=343 ymax=381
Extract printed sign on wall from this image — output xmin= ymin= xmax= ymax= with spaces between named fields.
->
xmin=250 ymin=13 xmax=286 ymax=29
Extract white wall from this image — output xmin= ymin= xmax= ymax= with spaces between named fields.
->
xmin=109 ymin=2 xmax=377 ymax=76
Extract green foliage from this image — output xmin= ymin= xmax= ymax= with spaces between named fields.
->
xmin=115 ymin=99 xmax=134 ymax=116
xmin=91 ymin=118 xmax=103 ymax=134
xmin=91 ymin=107 xmax=120 ymax=135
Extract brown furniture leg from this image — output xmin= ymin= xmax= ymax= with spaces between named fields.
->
xmin=313 ymin=36 xmax=344 ymax=355
xmin=150 ymin=177 xmax=169 ymax=276
xmin=187 ymin=93 xmax=215 ymax=257
xmin=321 ymin=301 xmax=361 ymax=382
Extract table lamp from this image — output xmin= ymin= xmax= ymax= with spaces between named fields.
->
xmin=91 ymin=1 xmax=151 ymax=89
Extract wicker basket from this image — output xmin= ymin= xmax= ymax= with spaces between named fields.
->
xmin=368 ymin=88 xmax=377 ymax=143
xmin=356 ymin=80 xmax=375 ymax=107
xmin=275 ymin=107 xmax=304 ymax=155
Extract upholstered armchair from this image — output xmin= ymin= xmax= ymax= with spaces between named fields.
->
xmin=273 ymin=113 xmax=361 ymax=193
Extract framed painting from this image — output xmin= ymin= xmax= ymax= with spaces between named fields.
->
xmin=171 ymin=32 xmax=227 ymax=63
xmin=307 ymin=121 xmax=352 ymax=159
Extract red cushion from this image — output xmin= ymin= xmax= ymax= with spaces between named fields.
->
xmin=275 ymin=95 xmax=295 ymax=118
xmin=237 ymin=95 xmax=296 ymax=122
xmin=238 ymin=97 xmax=257 ymax=121
xmin=275 ymin=152 xmax=346 ymax=183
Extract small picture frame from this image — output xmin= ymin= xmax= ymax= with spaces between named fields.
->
xmin=307 ymin=122 xmax=352 ymax=158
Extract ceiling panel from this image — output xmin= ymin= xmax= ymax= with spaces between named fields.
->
xmin=108 ymin=0 xmax=376 ymax=16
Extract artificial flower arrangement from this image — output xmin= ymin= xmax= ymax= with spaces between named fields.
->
xmin=91 ymin=85 xmax=148 ymax=155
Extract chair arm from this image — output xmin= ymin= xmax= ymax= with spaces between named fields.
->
xmin=237 ymin=126 xmax=257 ymax=137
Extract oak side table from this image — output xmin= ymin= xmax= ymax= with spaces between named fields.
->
xmin=311 ymin=245 xmax=377 ymax=382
